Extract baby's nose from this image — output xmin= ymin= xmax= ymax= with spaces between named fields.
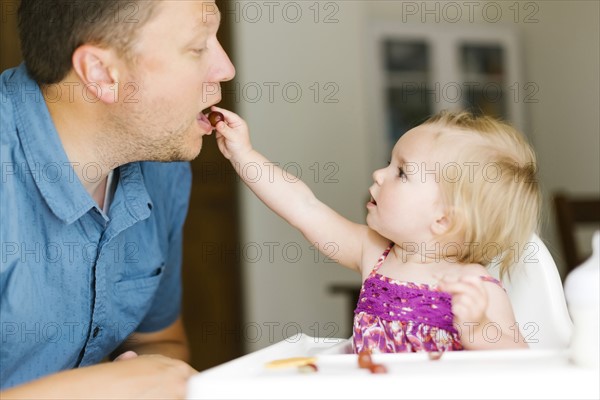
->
xmin=372 ymin=168 xmax=384 ymax=184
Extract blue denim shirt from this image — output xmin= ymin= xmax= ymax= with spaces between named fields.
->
xmin=0 ymin=65 xmax=192 ymax=389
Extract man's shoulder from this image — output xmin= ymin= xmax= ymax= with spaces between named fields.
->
xmin=1 ymin=65 xmax=25 ymax=107
xmin=1 ymin=70 xmax=19 ymax=159
xmin=1 ymin=68 xmax=18 ymax=134
xmin=1 ymin=65 xmax=30 ymax=143
xmin=1 ymin=66 xmax=19 ymax=88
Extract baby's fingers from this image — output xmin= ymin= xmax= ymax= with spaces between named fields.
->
xmin=209 ymin=107 xmax=249 ymax=143
xmin=438 ymin=275 xmax=484 ymax=297
xmin=451 ymin=293 xmax=481 ymax=320
xmin=209 ymin=107 xmax=252 ymax=160
xmin=210 ymin=106 xmax=246 ymax=129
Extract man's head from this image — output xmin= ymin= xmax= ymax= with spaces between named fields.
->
xmin=18 ymin=0 xmax=158 ymax=85
xmin=18 ymin=0 xmax=235 ymax=163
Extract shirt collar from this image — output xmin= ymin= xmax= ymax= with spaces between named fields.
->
xmin=10 ymin=64 xmax=151 ymax=225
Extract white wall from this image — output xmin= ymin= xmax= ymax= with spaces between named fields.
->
xmin=231 ymin=0 xmax=600 ymax=352
xmin=231 ymin=1 xmax=370 ymax=351
xmin=519 ymin=1 xmax=600 ymax=268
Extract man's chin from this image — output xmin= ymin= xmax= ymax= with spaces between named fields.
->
xmin=186 ymin=136 xmax=204 ymax=160
xmin=168 ymin=147 xmax=202 ymax=163
xmin=186 ymin=146 xmax=203 ymax=161
xmin=143 ymin=142 xmax=202 ymax=163
xmin=169 ymin=134 xmax=204 ymax=162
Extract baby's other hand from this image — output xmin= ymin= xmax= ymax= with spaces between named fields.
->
xmin=437 ymin=274 xmax=489 ymax=327
xmin=210 ymin=106 xmax=252 ymax=160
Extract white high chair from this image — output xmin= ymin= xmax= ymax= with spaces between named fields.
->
xmin=325 ymin=234 xmax=573 ymax=354
xmin=488 ymin=234 xmax=573 ymax=349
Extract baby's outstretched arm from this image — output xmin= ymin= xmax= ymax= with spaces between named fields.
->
xmin=211 ymin=106 xmax=368 ymax=272
xmin=438 ymin=275 xmax=528 ymax=350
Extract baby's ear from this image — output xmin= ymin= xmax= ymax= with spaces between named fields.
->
xmin=431 ymin=208 xmax=452 ymax=236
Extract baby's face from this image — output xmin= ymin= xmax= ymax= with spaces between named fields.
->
xmin=366 ymin=124 xmax=449 ymax=244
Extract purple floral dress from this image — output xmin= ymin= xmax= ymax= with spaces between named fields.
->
xmin=353 ymin=243 xmax=502 ymax=353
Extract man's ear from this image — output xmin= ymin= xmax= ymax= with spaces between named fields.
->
xmin=71 ymin=45 xmax=120 ymax=104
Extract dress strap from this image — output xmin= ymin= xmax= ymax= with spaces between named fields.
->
xmin=480 ymin=275 xmax=505 ymax=291
xmin=370 ymin=242 xmax=394 ymax=276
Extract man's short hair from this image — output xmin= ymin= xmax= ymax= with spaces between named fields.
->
xmin=18 ymin=0 xmax=158 ymax=85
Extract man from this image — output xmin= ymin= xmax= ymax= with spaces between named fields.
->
xmin=0 ymin=0 xmax=235 ymax=397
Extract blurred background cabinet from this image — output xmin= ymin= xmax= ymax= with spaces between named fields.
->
xmin=366 ymin=23 xmax=525 ymax=168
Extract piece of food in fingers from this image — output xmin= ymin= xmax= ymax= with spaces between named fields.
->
xmin=264 ymin=356 xmax=317 ymax=370
xmin=428 ymin=351 xmax=443 ymax=361
xmin=208 ymin=111 xmax=225 ymax=127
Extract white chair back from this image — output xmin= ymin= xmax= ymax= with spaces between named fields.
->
xmin=489 ymin=234 xmax=573 ymax=349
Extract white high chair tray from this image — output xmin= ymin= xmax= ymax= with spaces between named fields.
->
xmin=186 ymin=334 xmax=598 ymax=399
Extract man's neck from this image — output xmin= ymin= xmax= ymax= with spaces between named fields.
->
xmin=42 ymin=78 xmax=115 ymax=203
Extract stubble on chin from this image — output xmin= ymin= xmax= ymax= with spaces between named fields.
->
xmin=105 ymin=104 xmax=201 ymax=164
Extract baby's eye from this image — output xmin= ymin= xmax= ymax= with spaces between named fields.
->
xmin=398 ymin=167 xmax=406 ymax=178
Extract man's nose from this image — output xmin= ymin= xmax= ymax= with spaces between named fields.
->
xmin=213 ymin=40 xmax=236 ymax=82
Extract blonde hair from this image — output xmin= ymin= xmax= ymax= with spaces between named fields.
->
xmin=423 ymin=111 xmax=541 ymax=278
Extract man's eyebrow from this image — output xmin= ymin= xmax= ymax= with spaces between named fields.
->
xmin=200 ymin=8 xmax=221 ymax=26
xmin=192 ymin=9 xmax=220 ymax=34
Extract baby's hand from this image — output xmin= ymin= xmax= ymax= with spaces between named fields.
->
xmin=209 ymin=106 xmax=253 ymax=161
xmin=437 ymin=275 xmax=489 ymax=327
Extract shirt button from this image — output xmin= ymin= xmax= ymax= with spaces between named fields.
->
xmin=92 ymin=326 xmax=100 ymax=338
